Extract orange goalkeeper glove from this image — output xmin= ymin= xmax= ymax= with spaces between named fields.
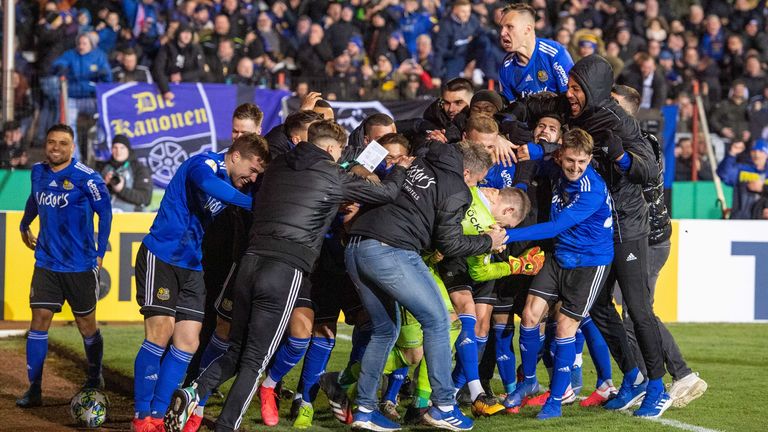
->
xmin=509 ymin=246 xmax=545 ymax=275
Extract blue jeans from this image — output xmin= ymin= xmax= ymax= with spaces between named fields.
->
xmin=345 ymin=237 xmax=454 ymax=409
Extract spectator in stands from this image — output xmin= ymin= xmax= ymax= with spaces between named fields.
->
xmin=327 ymin=3 xmax=360 ymax=57
xmin=433 ymin=0 xmax=484 ymax=80
xmin=297 ymin=24 xmax=333 ymax=85
xmin=748 ymin=85 xmax=768 ymax=141
xmin=615 ymin=24 xmax=645 ymax=62
xmin=152 ymin=24 xmax=205 ymax=101
xmin=364 ymin=53 xmax=403 ymax=101
xmin=325 ymin=53 xmax=363 ymax=101
xmin=700 ymin=15 xmax=725 ymax=62
xmin=385 ymin=31 xmax=411 ymax=66
xmin=112 ymin=48 xmax=154 ymax=83
xmin=721 ymin=34 xmax=746 ymax=87
xmin=123 ymin=0 xmax=161 ymax=39
xmin=192 ymin=4 xmax=214 ymax=34
xmin=710 ymin=81 xmax=751 ymax=144
xmin=51 ymin=33 xmax=113 ymax=151
xmin=96 ymin=11 xmax=121 ymax=55
xmin=221 ymin=0 xmax=248 ymax=39
xmin=230 ymin=57 xmax=257 ymax=86
xmin=741 ymin=55 xmax=766 ymax=100
xmin=743 ymin=18 xmax=768 ymax=58
xmin=97 ymin=134 xmax=153 ymax=212
xmin=717 ymin=139 xmax=768 ymax=219
xmin=364 ymin=11 xmax=393 ymax=62
xmin=619 ymin=53 xmax=668 ymax=109
xmin=0 ymin=121 xmax=29 ymax=169
xmin=201 ymin=14 xmax=235 ymax=58
xmin=36 ymin=11 xmax=73 ymax=145
xmin=398 ymin=0 xmax=434 ymax=55
xmin=752 ymin=196 xmax=768 ymax=220
xmin=206 ymin=38 xmax=239 ymax=83
xmin=252 ymin=11 xmax=293 ymax=72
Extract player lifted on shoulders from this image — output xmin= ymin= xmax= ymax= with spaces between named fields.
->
xmin=498 ymin=3 xmax=573 ymax=101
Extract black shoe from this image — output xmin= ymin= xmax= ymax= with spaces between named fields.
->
xmin=480 ymin=379 xmax=495 ymax=398
xmin=16 ymin=387 xmax=42 ymax=408
xmin=289 ymin=395 xmax=303 ymax=420
xmin=83 ymin=374 xmax=105 ymax=390
xmin=319 ymin=372 xmax=352 ymax=424
xmin=456 ymin=386 xmax=473 ymax=406
xmin=403 ymin=406 xmax=429 ymax=425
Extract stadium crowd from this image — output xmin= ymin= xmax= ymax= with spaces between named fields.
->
xmin=0 ymin=1 xmax=767 ymax=213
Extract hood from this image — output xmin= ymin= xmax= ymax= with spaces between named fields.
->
xmin=285 ymin=141 xmax=334 ymax=170
xmin=569 ymin=55 xmax=614 ymax=110
xmin=425 ymin=141 xmax=463 ymax=177
xmin=341 ymin=121 xmax=366 ymax=162
xmin=422 ymin=98 xmax=469 ymax=130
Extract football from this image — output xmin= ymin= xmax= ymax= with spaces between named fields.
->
xmin=69 ymin=388 xmax=109 ymax=428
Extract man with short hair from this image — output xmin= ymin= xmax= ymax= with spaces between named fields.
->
xmin=165 ymin=120 xmax=413 ymax=432
xmin=265 ymin=110 xmax=324 ymax=158
xmin=17 ymin=124 xmax=112 ymax=408
xmin=433 ymin=0 xmax=483 ymax=80
xmin=497 ymin=3 xmax=573 ymax=101
xmin=112 ymin=48 xmax=153 ymax=83
xmin=131 ymin=133 xmax=269 ymax=432
xmin=503 ymin=128 xmax=613 ymax=419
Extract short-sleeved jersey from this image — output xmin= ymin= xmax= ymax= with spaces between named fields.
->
xmin=499 ymin=38 xmax=574 ymax=102
xmin=143 ymin=152 xmax=241 ymax=271
xmin=21 ymin=160 xmax=112 ymax=272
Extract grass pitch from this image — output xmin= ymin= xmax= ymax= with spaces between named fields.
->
xmin=44 ymin=322 xmax=767 ymax=432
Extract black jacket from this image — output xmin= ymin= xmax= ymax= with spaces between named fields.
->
xmin=265 ymin=123 xmax=294 ymax=158
xmin=642 ymin=131 xmax=672 ymax=246
xmin=568 ymin=55 xmax=659 ymax=242
xmin=247 ymin=142 xmax=406 ymax=272
xmin=351 ymin=141 xmax=492 ymax=257
xmin=152 ymin=37 xmax=206 ymax=94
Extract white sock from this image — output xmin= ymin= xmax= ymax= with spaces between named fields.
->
xmin=193 ymin=406 xmax=204 ymax=416
xmin=574 ymin=353 xmax=583 ymax=368
xmin=359 ymin=406 xmax=373 ymax=413
xmin=467 ymin=380 xmax=484 ymax=400
xmin=262 ymin=375 xmax=278 ymax=389
xmin=301 ymin=400 xmax=312 ymax=408
xmin=634 ymin=371 xmax=645 ymax=386
xmin=438 ymin=405 xmax=453 ymax=412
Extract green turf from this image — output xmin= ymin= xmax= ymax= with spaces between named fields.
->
xmin=41 ymin=322 xmax=768 ymax=432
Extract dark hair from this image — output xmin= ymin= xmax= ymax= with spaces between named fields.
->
xmin=501 ymin=2 xmax=537 ymax=20
xmin=308 ymin=120 xmax=347 ymax=146
xmin=121 ymin=47 xmax=137 ymax=56
xmin=612 ymin=84 xmax=641 ymax=115
xmin=442 ymin=77 xmax=474 ymax=94
xmin=284 ymin=110 xmax=324 ymax=138
xmin=377 ymin=133 xmax=411 ymax=152
xmin=46 ymin=124 xmax=74 ymax=140
xmin=363 ymin=113 xmax=395 ymax=137
xmin=228 ymin=132 xmax=271 ymax=163
xmin=452 ymin=0 xmax=471 ymax=7
xmin=314 ymin=99 xmax=332 ymax=109
xmin=232 ymin=103 xmax=264 ymax=126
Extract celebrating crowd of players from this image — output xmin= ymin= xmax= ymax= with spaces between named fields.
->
xmin=17 ymin=4 xmax=709 ymax=432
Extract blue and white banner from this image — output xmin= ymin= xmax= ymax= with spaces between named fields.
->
xmin=97 ymin=83 xmax=289 ymax=187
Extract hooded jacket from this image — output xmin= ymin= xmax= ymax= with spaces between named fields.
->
xmin=350 ymin=141 xmax=492 ymax=257
xmin=247 ymin=142 xmax=406 ymax=272
xmin=568 ymin=55 xmax=659 ymax=242
xmin=152 ymin=31 xmax=205 ymax=94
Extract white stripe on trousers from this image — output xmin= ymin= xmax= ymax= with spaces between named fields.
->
xmin=145 ymin=250 xmax=155 ymax=307
xmin=582 ymin=265 xmax=606 ymax=316
xmin=233 ymin=268 xmax=302 ymax=430
xmin=214 ymin=262 xmax=238 ymax=310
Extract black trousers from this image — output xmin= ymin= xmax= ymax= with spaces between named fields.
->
xmin=589 ymin=237 xmax=666 ymax=380
xmin=194 ymin=254 xmax=305 ymax=432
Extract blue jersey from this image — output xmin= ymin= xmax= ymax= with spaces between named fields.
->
xmin=505 ymin=164 xmax=613 ymax=268
xmin=20 ymin=159 xmax=112 ymax=272
xmin=499 ymin=38 xmax=573 ymax=102
xmin=143 ymin=152 xmax=251 ymax=270
xmin=481 ymin=163 xmax=517 ymax=189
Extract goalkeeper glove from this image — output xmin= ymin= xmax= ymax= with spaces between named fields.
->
xmin=509 ymin=246 xmax=545 ymax=275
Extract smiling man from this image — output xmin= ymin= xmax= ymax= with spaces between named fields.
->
xmin=131 ymin=133 xmax=268 ymax=432
xmin=501 ymin=128 xmax=613 ymax=419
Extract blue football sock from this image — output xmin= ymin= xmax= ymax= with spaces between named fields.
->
xmin=493 ymin=324 xmax=516 ymax=393
xmin=580 ymin=316 xmax=612 ymax=386
xmin=301 ymin=336 xmax=335 ymax=402
xmin=134 ymin=339 xmax=164 ymax=418
xmin=519 ymin=324 xmax=541 ymax=382
xmin=452 ymin=314 xmax=478 ymax=389
xmin=384 ymin=366 xmax=409 ymax=403
xmin=348 ymin=322 xmax=372 ymax=366
xmin=83 ymin=330 xmax=103 ymax=381
xmin=197 ymin=334 xmax=230 ymax=407
xmin=623 ymin=367 xmax=644 ymax=386
xmin=551 ymin=337 xmax=576 ymax=402
xmin=150 ymin=345 xmax=193 ymax=418
xmin=267 ymin=336 xmax=310 ymax=385
xmin=647 ymin=377 xmax=664 ymax=395
xmin=26 ymin=330 xmax=48 ymax=388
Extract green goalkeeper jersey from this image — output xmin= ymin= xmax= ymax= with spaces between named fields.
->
xmin=462 ymin=186 xmax=511 ymax=282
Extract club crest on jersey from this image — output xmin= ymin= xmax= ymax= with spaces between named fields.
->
xmin=62 ymin=179 xmax=74 ymax=190
xmin=538 ymin=70 xmax=549 ymax=82
xmin=157 ymin=287 xmax=171 ymax=301
xmin=221 ymin=299 xmax=233 ymax=312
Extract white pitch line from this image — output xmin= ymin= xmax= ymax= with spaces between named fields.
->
xmin=641 ymin=417 xmax=723 ymax=432
xmin=0 ymin=329 xmax=26 ymax=338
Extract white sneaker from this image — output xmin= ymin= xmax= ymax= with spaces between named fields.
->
xmin=668 ymin=372 xmax=708 ymax=408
